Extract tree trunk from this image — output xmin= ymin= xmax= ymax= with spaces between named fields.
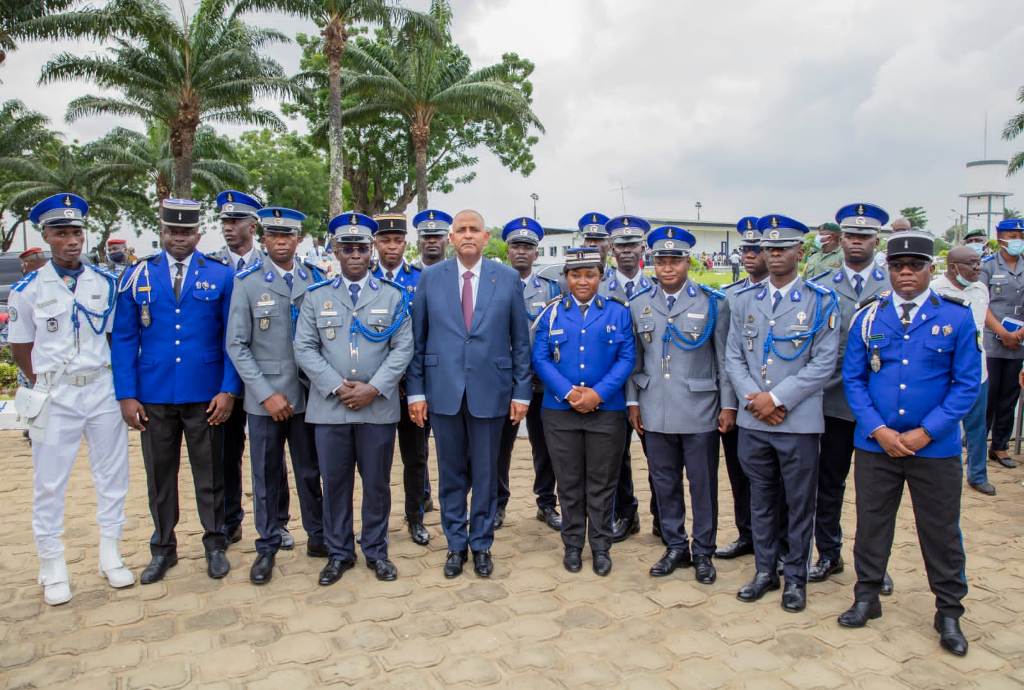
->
xmin=411 ymin=116 xmax=430 ymax=212
xmin=324 ymin=18 xmax=347 ymax=218
xmin=156 ymin=171 xmax=172 ymax=202
xmin=170 ymin=125 xmax=196 ymax=199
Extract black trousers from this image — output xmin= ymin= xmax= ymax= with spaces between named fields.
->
xmin=314 ymin=422 xmax=396 ymax=562
xmin=720 ymin=427 xmax=752 ymax=543
xmin=397 ymin=396 xmax=428 ymax=522
xmin=853 ymin=450 xmax=967 ymax=617
xmin=645 ymin=430 xmax=719 ymax=555
xmin=140 ymin=402 xmax=227 ymax=556
xmin=613 ymin=421 xmax=657 ymax=523
xmin=814 ymin=416 xmax=857 ymax=560
xmin=738 ymin=429 xmax=819 ymax=584
xmin=543 ymin=408 xmax=625 ymax=553
xmin=248 ymin=413 xmax=324 ymax=555
xmin=221 ymin=401 xmax=251 ymax=533
xmin=986 ymin=357 xmax=1023 ymax=452
xmin=497 ymin=389 xmax=558 ymax=511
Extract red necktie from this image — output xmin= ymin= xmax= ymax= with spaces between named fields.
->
xmin=462 ymin=270 xmax=474 ymax=330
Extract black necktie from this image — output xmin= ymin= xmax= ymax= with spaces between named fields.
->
xmin=173 ymin=262 xmax=184 ymax=300
xmin=853 ymin=274 xmax=864 ymax=297
xmin=667 ymin=295 xmax=676 ymax=310
xmin=625 ymin=280 xmax=635 ymax=299
xmin=771 ymin=290 xmax=782 ymax=313
xmin=236 ymin=257 xmax=245 ymax=271
xmin=900 ymin=302 xmax=915 ymax=328
xmin=386 ymin=270 xmax=394 ymax=281
xmin=579 ymin=303 xmax=589 ymax=319
xmin=349 ymin=282 xmax=360 ymax=306
xmin=284 ymin=272 xmax=293 ymax=291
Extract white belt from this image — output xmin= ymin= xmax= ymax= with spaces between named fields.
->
xmin=43 ymin=367 xmax=109 ymax=387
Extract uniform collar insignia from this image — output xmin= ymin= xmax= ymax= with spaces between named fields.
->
xmin=562 ymin=296 xmax=571 ymax=308
xmin=297 ymin=267 xmax=308 ymax=280
xmin=833 ymin=271 xmax=843 ymax=283
xmin=791 ymin=289 xmax=801 ymax=302
xmin=872 ymin=268 xmax=884 ymax=281
xmin=331 ymin=277 xmax=342 ymax=289
xmin=595 ymin=296 xmax=604 ymax=308
xmin=264 ymin=271 xmax=274 ymax=282
xmin=687 ymin=283 xmax=697 ymax=297
xmin=369 ymin=278 xmax=379 ymax=290
xmin=756 ymin=287 xmax=767 ymax=300
xmin=532 ymin=276 xmax=541 ymax=288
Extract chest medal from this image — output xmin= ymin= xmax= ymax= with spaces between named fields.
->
xmin=140 ymin=303 xmax=152 ymax=327
xmin=46 ymin=317 xmax=59 ymax=333
xmin=870 ymin=347 xmax=881 ymax=373
xmin=259 ymin=317 xmax=270 ymax=331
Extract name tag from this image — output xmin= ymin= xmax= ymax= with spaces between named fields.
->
xmin=550 ymin=329 xmax=564 ymax=335
xmin=320 ymin=310 xmax=338 ymax=317
xmin=256 ymin=299 xmax=275 ymax=307
xmin=686 ymin=313 xmax=705 ymax=319
xmin=37 ymin=299 xmax=57 ymax=309
xmin=370 ymin=308 xmax=388 ymax=314
xmin=532 ymin=301 xmax=546 ymax=307
xmin=994 ymin=274 xmax=1007 ymax=279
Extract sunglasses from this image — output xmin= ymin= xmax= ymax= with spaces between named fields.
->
xmin=339 ymin=244 xmax=371 ymax=255
xmin=887 ymin=259 xmax=930 ymax=273
xmin=741 ymin=247 xmax=763 ymax=254
xmin=950 ymin=260 xmax=981 ymax=269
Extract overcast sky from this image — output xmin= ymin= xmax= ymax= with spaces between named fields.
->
xmin=5 ymin=0 xmax=1024 ymax=242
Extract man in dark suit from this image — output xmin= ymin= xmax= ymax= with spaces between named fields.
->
xmin=406 ymin=209 xmax=532 ymax=579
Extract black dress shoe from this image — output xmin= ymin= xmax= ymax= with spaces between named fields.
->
xmin=140 ymin=554 xmax=177 ymax=585
xmin=808 ymin=555 xmax=844 ymax=582
xmin=969 ymin=481 xmax=997 ymax=496
xmin=306 ymin=541 xmax=328 ymax=558
xmin=837 ymin=600 xmax=882 ymax=628
xmin=715 ymin=539 xmax=754 ymax=559
xmin=737 ymin=572 xmax=780 ymax=602
xmin=694 ymin=555 xmax=717 ymax=584
xmin=408 ymin=521 xmax=430 ymax=546
xmin=611 ymin=514 xmax=640 ymax=543
xmin=443 ymin=550 xmax=468 ymax=579
xmin=592 ymin=550 xmax=612 ymax=576
xmin=367 ymin=558 xmax=398 ymax=581
xmin=536 ymin=507 xmax=562 ymax=531
xmin=494 ymin=507 xmax=506 ymax=530
xmin=649 ymin=548 xmax=693 ymax=577
xmin=781 ymin=582 xmax=807 ymax=612
xmin=563 ymin=546 xmax=582 ymax=573
xmin=881 ymin=572 xmax=894 ymax=596
xmin=227 ymin=524 xmax=242 ymax=545
xmin=989 ymin=449 xmax=1017 ymax=468
xmin=318 ymin=557 xmax=355 ymax=586
xmin=249 ymin=553 xmax=275 ymax=585
xmin=206 ymin=549 xmax=230 ymax=579
xmin=472 ymin=550 xmax=493 ymax=578
xmin=934 ymin=613 xmax=969 ymax=656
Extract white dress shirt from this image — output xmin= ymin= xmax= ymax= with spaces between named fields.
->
xmin=891 ymin=290 xmax=927 ymax=325
xmin=226 ymin=246 xmax=260 ymax=271
xmin=456 ymin=257 xmax=481 ymax=307
xmin=616 ymin=269 xmax=642 ymax=293
xmin=931 ymin=275 xmax=989 ymax=382
xmin=167 ymin=252 xmax=194 ymax=285
xmin=269 ymin=259 xmax=294 ymax=282
xmin=844 ymin=264 xmax=874 ymax=293
xmin=381 ymin=260 xmax=406 ymax=281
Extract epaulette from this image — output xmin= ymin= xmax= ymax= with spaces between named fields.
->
xmin=735 ymin=282 xmax=762 ymax=295
xmin=938 ymin=293 xmax=970 ymax=308
xmin=722 ymin=278 xmax=746 ymax=291
xmin=404 ymin=262 xmax=419 ymax=274
xmin=852 ymin=294 xmax=881 ymax=316
xmin=379 ymin=277 xmax=405 ymax=292
xmin=86 ymin=263 xmax=117 ymax=281
xmin=805 ymin=279 xmax=833 ymax=296
xmin=300 ymin=258 xmax=325 ymax=281
xmin=11 ymin=271 xmax=37 ymax=292
xmin=604 ymin=295 xmax=627 ymax=307
xmin=142 ymin=252 xmax=161 ymax=263
xmin=306 ymin=279 xmax=332 ymax=292
xmin=237 ymin=256 xmax=263 ymax=279
xmin=809 ymin=269 xmax=833 ymax=283
xmin=982 ymin=254 xmax=995 ymax=263
xmin=699 ymin=284 xmax=726 ymax=300
xmin=205 ymin=252 xmax=229 ymax=266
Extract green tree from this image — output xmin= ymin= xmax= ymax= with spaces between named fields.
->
xmin=235 ymin=0 xmax=436 ymax=217
xmin=0 ymin=99 xmax=59 ymax=249
xmin=1004 ymin=86 xmax=1024 ymax=175
xmin=27 ymin=0 xmax=298 ymax=199
xmin=0 ymin=0 xmax=78 ymax=67
xmin=1005 ymin=207 xmax=1021 ymax=219
xmin=234 ymin=129 xmax=331 ymax=237
xmin=343 ymin=0 xmax=543 ymax=211
xmin=899 ymin=206 xmax=928 ymax=229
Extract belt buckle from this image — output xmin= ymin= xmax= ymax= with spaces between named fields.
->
xmin=1015 ymin=306 xmax=1023 ymax=316
xmin=71 ymin=375 xmax=87 ymax=386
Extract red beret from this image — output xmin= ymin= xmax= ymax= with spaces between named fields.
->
xmin=107 ymin=238 xmax=127 ymax=246
xmin=18 ymin=247 xmax=43 ymax=259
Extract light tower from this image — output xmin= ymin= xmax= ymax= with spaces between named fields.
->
xmin=960 ymin=159 xmax=1012 ymax=241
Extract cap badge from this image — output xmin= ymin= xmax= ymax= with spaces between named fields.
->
xmin=746 ymin=219 xmax=753 ymax=230
xmin=857 ymin=204 xmax=865 ymax=215
xmin=769 ymin=230 xmax=780 ymax=240
xmin=226 ymin=192 xmax=234 ymax=202
xmin=429 ymin=211 xmax=435 ymax=219
xmin=224 ymin=203 xmax=235 ymax=212
xmin=519 ymin=229 xmax=529 ymax=236
xmin=664 ymin=240 xmax=675 ymax=249
xmin=274 ymin=209 xmax=282 ymax=218
xmin=623 ymin=217 xmax=630 ymax=226
xmin=63 ymin=195 xmax=72 ymax=207
xmin=350 ymin=215 xmax=358 ymax=224
xmin=666 ymin=228 xmax=674 ymax=238
xmin=770 ymin=216 xmax=779 ymax=228
xmin=63 ymin=209 xmax=75 ymax=218
xmin=521 ymin=217 xmax=528 ymax=227
xmin=591 ymin=214 xmax=597 ymax=223
xmin=855 ymin=217 xmax=865 ymax=225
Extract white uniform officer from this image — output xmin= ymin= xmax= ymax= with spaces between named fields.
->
xmin=9 ymin=193 xmax=134 ymax=606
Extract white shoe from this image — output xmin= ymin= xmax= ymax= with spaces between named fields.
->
xmin=99 ymin=537 xmax=135 ymax=589
xmin=39 ymin=557 xmax=72 ymax=606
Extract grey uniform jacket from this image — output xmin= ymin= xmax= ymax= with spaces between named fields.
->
xmin=226 ymin=257 xmax=323 ymax=416
xmin=293 ymin=276 xmax=414 ymax=425
xmin=599 ymin=270 xmax=655 ymax=305
xmin=980 ymin=252 xmax=1024 ymax=360
xmin=724 ymin=278 xmax=840 ymax=434
xmin=718 ymin=276 xmax=765 ymax=411
xmin=626 ymin=281 xmax=728 ymax=434
xmin=812 ymin=266 xmax=891 ymax=421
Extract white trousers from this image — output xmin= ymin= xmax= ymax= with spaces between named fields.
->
xmin=32 ymin=372 xmax=129 ymax=559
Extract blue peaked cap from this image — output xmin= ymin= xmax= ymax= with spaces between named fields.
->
xmin=578 ymin=211 xmax=610 ymax=238
xmin=757 ymin=214 xmax=808 ymax=246
xmin=996 ymin=218 xmax=1024 ymax=233
xmin=835 ymin=202 xmax=889 ymax=232
xmin=328 ymin=211 xmax=377 ymax=242
xmin=30 ymin=193 xmax=89 ymax=227
xmin=647 ymin=226 xmax=695 ymax=256
xmin=502 ymin=217 xmax=544 ymax=245
xmin=258 ymin=206 xmax=305 ymax=234
xmin=216 ymin=190 xmax=262 ymax=219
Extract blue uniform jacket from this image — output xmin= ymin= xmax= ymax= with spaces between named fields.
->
xmin=843 ymin=289 xmax=980 ymax=458
xmin=372 ymin=261 xmax=420 ymax=300
xmin=111 ymin=251 xmax=242 ymax=403
xmin=532 ymin=294 xmax=635 ymax=411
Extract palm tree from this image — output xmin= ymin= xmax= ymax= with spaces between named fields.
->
xmin=0 ymin=99 xmax=59 ymax=250
xmin=234 ymin=0 xmax=436 ymax=216
xmin=26 ymin=0 xmax=298 ymax=198
xmin=342 ymin=1 xmax=543 ymax=210
xmin=1005 ymin=85 xmax=1024 ymax=175
xmin=89 ymin=125 xmax=248 ymax=202
xmin=0 ymin=0 xmax=78 ymax=67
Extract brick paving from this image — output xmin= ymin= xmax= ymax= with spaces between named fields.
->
xmin=0 ymin=429 xmax=1022 ymax=688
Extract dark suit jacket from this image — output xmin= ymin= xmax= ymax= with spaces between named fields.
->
xmin=407 ymin=257 xmax=532 ymax=417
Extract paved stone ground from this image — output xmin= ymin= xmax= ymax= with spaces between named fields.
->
xmin=1 ymin=429 xmax=1023 ymax=689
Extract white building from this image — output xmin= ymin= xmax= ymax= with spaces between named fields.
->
xmin=960 ymin=159 xmax=1012 ymax=239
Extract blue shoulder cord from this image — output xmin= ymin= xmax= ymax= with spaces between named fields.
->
xmin=348 ymin=287 xmax=411 ymax=348
xmin=71 ymin=269 xmax=116 ymax=338
xmin=661 ymin=291 xmax=719 ymax=359
xmin=761 ymin=289 xmax=838 ymax=369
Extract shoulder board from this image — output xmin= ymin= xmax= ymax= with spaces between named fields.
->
xmin=205 ymin=252 xmax=229 ymax=266
xmin=237 ymin=262 xmax=262 ymax=280
xmin=306 ymin=279 xmax=332 ymax=292
xmin=809 ymin=269 xmax=833 ymax=283
xmin=699 ymin=284 xmax=726 ymax=299
xmin=379 ymin=278 xmax=405 ymax=292
xmin=86 ymin=263 xmax=117 ymax=281
xmin=939 ymin=293 xmax=969 ymax=308
xmin=404 ymin=263 xmax=419 ymax=274
xmin=850 ymin=295 xmax=882 ymax=321
xmin=141 ymin=253 xmax=161 ymax=263
xmin=804 ymin=280 xmax=833 ymax=296
xmin=604 ymin=295 xmax=627 ymax=307
xmin=735 ymin=282 xmax=761 ymax=295
xmin=300 ymin=257 xmax=319 ymax=271
xmin=982 ymin=254 xmax=995 ymax=263
xmin=11 ymin=271 xmax=38 ymax=292
xmin=722 ymin=278 xmax=746 ymax=290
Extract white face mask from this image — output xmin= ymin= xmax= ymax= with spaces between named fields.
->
xmin=966 ymin=242 xmax=985 ymax=256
